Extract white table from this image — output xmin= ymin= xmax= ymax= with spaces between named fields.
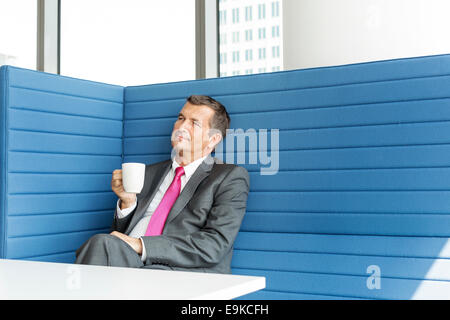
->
xmin=0 ymin=259 xmax=265 ymax=300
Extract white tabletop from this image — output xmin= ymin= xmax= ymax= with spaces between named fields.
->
xmin=0 ymin=259 xmax=265 ymax=300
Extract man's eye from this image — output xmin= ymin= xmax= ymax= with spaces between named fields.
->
xmin=194 ymin=121 xmax=201 ymax=127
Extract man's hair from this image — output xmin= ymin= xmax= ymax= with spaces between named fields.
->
xmin=186 ymin=95 xmax=230 ymax=139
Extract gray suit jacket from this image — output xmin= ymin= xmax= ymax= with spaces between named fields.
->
xmin=110 ymin=154 xmax=250 ymax=274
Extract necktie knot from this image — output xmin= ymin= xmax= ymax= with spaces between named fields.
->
xmin=175 ymin=166 xmax=185 ymax=178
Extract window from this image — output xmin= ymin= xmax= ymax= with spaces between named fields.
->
xmin=258 ymin=28 xmax=266 ymax=40
xmin=220 ymin=53 xmax=228 ymax=65
xmin=219 ymin=0 xmax=283 ymax=77
xmin=245 ymin=29 xmax=253 ymax=42
xmin=258 ymin=48 xmax=266 ymax=60
xmin=258 ymin=4 xmax=266 ymax=19
xmin=219 ymin=10 xmax=227 ymax=25
xmin=245 ymin=6 xmax=253 ymax=22
xmin=232 ymin=31 xmax=240 ymax=43
xmin=245 ymin=49 xmax=253 ymax=61
xmin=272 ymin=46 xmax=280 ymax=58
xmin=60 ymin=0 xmax=196 ymax=86
xmin=232 ymin=51 xmax=240 ymax=63
xmin=272 ymin=1 xmax=280 ymax=17
xmin=232 ymin=8 xmax=239 ymax=24
xmin=220 ymin=33 xmax=227 ymax=45
xmin=0 ymin=0 xmax=37 ymax=69
xmin=272 ymin=25 xmax=280 ymax=38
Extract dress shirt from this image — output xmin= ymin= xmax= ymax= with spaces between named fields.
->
xmin=116 ymin=155 xmax=208 ymax=261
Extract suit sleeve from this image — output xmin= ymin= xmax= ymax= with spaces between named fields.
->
xmin=141 ymin=166 xmax=250 ymax=268
xmin=110 ymin=200 xmax=138 ymax=233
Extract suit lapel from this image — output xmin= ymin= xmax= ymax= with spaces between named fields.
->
xmin=164 ymin=154 xmax=215 ymax=226
xmin=125 ymin=154 xmax=216 ymax=234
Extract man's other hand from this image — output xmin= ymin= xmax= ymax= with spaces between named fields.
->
xmin=110 ymin=231 xmax=143 ymax=255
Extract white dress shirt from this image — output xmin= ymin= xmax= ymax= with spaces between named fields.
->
xmin=116 ymin=155 xmax=208 ymax=261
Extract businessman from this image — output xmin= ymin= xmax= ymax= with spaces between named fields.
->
xmin=75 ymin=95 xmax=250 ymax=274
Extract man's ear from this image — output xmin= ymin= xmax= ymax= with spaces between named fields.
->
xmin=207 ymin=129 xmax=223 ymax=151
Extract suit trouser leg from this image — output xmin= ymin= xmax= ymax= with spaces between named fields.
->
xmin=75 ymin=233 xmax=144 ymax=268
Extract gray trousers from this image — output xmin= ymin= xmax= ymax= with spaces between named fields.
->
xmin=75 ymin=233 xmax=206 ymax=272
xmin=75 ymin=234 xmax=145 ymax=268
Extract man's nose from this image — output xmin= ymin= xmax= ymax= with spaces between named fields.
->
xmin=178 ymin=120 xmax=189 ymax=130
xmin=177 ymin=121 xmax=191 ymax=136
xmin=174 ymin=124 xmax=191 ymax=139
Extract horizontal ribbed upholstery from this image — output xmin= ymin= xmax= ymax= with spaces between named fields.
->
xmin=2 ymin=54 xmax=450 ymax=299
xmin=0 ymin=66 xmax=124 ymax=262
xmin=124 ymin=54 xmax=450 ymax=300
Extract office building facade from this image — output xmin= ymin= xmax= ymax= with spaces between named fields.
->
xmin=219 ymin=0 xmax=283 ymax=77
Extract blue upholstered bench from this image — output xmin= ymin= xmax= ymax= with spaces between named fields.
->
xmin=2 ymin=54 xmax=450 ymax=299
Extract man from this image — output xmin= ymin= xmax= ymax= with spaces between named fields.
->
xmin=75 ymin=95 xmax=250 ymax=274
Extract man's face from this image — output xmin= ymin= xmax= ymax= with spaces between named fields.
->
xmin=171 ymin=102 xmax=216 ymax=162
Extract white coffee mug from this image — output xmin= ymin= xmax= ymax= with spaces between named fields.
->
xmin=121 ymin=162 xmax=146 ymax=194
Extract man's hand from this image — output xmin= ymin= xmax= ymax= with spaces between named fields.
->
xmin=111 ymin=169 xmax=137 ymax=210
xmin=110 ymin=231 xmax=143 ymax=255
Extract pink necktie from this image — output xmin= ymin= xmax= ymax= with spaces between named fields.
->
xmin=144 ymin=166 xmax=185 ymax=236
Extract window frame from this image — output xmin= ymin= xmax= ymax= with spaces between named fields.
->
xmin=36 ymin=0 xmax=219 ymax=80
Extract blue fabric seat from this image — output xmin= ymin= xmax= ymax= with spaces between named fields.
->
xmin=2 ymin=54 xmax=450 ymax=299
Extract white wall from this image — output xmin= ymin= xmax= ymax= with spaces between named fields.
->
xmin=283 ymin=0 xmax=450 ymax=70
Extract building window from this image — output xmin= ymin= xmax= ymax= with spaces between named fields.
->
xmin=272 ymin=25 xmax=280 ymax=38
xmin=232 ymin=51 xmax=240 ymax=63
xmin=245 ymin=29 xmax=253 ymax=41
xmin=258 ymin=4 xmax=266 ymax=19
xmin=258 ymin=48 xmax=266 ymax=60
xmin=219 ymin=0 xmax=283 ymax=77
xmin=232 ymin=31 xmax=240 ymax=43
xmin=258 ymin=28 xmax=267 ymax=40
xmin=271 ymin=1 xmax=280 ymax=17
xmin=219 ymin=9 xmax=227 ymax=25
xmin=220 ymin=52 xmax=227 ymax=65
xmin=245 ymin=6 xmax=252 ymax=21
xmin=245 ymin=49 xmax=253 ymax=61
xmin=220 ymin=33 xmax=227 ymax=45
xmin=272 ymin=46 xmax=280 ymax=58
xmin=232 ymin=8 xmax=239 ymax=24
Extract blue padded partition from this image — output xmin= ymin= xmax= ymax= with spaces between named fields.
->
xmin=123 ymin=54 xmax=450 ymax=300
xmin=2 ymin=54 xmax=450 ymax=299
xmin=0 ymin=66 xmax=124 ymax=262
